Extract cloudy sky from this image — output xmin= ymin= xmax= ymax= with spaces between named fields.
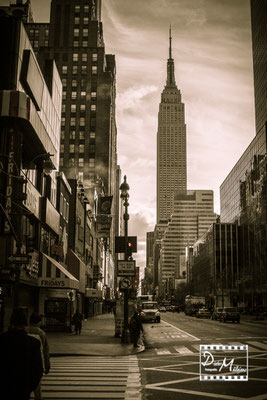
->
xmin=2 ymin=0 xmax=255 ymax=271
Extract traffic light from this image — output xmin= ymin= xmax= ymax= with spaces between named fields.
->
xmin=127 ymin=241 xmax=133 ymax=260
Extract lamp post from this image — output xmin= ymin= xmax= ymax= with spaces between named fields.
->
xmin=120 ymin=175 xmax=131 ymax=344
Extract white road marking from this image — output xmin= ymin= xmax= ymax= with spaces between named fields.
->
xmin=247 ymin=341 xmax=267 ymax=350
xmin=162 ymin=319 xmax=200 ymax=340
xmin=174 ymin=346 xmax=194 ymax=354
xmin=155 ymin=348 xmax=172 ymax=355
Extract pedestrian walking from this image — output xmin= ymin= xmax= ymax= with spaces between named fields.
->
xmin=27 ymin=312 xmax=51 ymax=400
xmin=129 ymin=310 xmax=144 ymax=347
xmin=0 ymin=308 xmax=43 ymax=400
xmin=72 ymin=309 xmax=83 ymax=334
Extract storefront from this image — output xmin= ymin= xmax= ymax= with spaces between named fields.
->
xmin=85 ymin=288 xmax=103 ymax=316
xmin=38 ymin=253 xmax=79 ymax=331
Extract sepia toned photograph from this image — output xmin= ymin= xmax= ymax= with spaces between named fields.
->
xmin=0 ymin=0 xmax=266 ymax=399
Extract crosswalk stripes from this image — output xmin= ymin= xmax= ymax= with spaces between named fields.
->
xmin=33 ymin=355 xmax=141 ymax=400
xmin=153 ymin=340 xmax=267 ymax=356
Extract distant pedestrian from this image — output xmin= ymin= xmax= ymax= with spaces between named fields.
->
xmin=27 ymin=312 xmax=51 ymax=400
xmin=129 ymin=310 xmax=144 ymax=347
xmin=72 ymin=309 xmax=83 ymax=334
xmin=0 ymin=308 xmax=43 ymax=400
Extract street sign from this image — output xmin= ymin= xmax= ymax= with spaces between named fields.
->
xmin=120 ymin=278 xmax=132 ymax=289
xmin=8 ymin=255 xmax=30 ymax=264
xmin=117 ymin=260 xmax=136 ymax=277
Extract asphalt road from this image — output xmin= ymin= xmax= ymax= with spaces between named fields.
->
xmin=139 ymin=312 xmax=267 ymax=400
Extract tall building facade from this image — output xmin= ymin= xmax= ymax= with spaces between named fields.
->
xmin=157 ymin=28 xmax=187 ymax=223
xmin=250 ymin=0 xmax=267 ymax=135
xmin=159 ymin=190 xmax=217 ymax=285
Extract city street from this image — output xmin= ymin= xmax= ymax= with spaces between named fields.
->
xmin=139 ymin=312 xmax=267 ymax=400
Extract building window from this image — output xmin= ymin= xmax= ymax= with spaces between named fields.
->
xmin=74 ymin=17 xmax=80 ymax=25
xmin=62 ymin=91 xmax=66 ymax=100
xmin=60 ymin=158 xmax=64 ymax=167
xmin=74 ymin=29 xmax=79 ymax=37
xmin=60 ymin=144 xmax=64 ymax=153
xmin=71 ymin=104 xmax=76 ymax=113
xmin=60 ymin=131 xmax=65 ymax=140
xmin=80 ymin=104 xmax=86 ymax=112
xmin=84 ymin=5 xmax=89 ymax=12
xmin=91 ymin=91 xmax=96 ymax=98
xmin=29 ymin=29 xmax=34 ymax=36
xmin=89 ymin=144 xmax=95 ymax=153
xmin=45 ymin=29 xmax=49 ymax=37
xmin=70 ymin=117 xmax=76 ymax=126
xmin=81 ymin=66 xmax=87 ymax=74
xmin=92 ymin=53 xmax=97 ymax=62
xmin=69 ymin=144 xmax=75 ymax=153
xmin=62 ymin=65 xmax=67 ymax=74
xmin=81 ymin=79 xmax=86 ymax=87
xmin=80 ymin=117 xmax=85 ymax=126
xmin=79 ymin=158 xmax=84 ymax=167
xmin=81 ymin=91 xmax=86 ymax=99
xmin=70 ymin=131 xmax=76 ymax=140
xmin=82 ymin=53 xmax=87 ymax=62
xmin=75 ymin=5 xmax=80 ymax=12
xmin=69 ymin=158 xmax=75 ymax=166
xmin=90 ymin=132 xmax=95 ymax=139
xmin=62 ymin=104 xmax=66 ymax=113
xmin=82 ymin=41 xmax=88 ymax=47
xmin=89 ymin=158 xmax=95 ymax=167
xmin=71 ymin=91 xmax=77 ymax=99
xmin=79 ymin=131 xmax=84 ymax=140
xmin=33 ymin=40 xmax=38 ymax=48
xmin=73 ymin=53 xmax=78 ymax=62
xmin=79 ymin=144 xmax=84 ymax=153
xmin=73 ymin=41 xmax=79 ymax=47
xmin=83 ymin=29 xmax=88 ymax=37
xmin=72 ymin=66 xmax=78 ymax=74
xmin=91 ymin=104 xmax=96 ymax=111
xmin=83 ymin=17 xmax=89 ymax=24
xmin=61 ymin=117 xmax=65 ymax=126
xmin=34 ymin=29 xmax=39 ymax=37
xmin=72 ymin=79 xmax=77 ymax=87
xmin=44 ymin=40 xmax=48 ymax=47
xmin=92 ymin=66 xmax=97 ymax=74
xmin=62 ymin=79 xmax=67 ymax=87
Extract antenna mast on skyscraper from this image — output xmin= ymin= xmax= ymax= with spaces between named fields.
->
xmin=169 ymin=25 xmax=172 ymax=59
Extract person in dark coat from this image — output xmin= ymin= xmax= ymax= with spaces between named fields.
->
xmin=72 ymin=309 xmax=83 ymax=334
xmin=129 ymin=310 xmax=144 ymax=347
xmin=0 ymin=308 xmax=43 ymax=400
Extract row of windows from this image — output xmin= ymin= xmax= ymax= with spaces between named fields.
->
xmin=29 ymin=28 xmax=49 ymax=37
xmin=60 ymin=158 xmax=95 ymax=168
xmin=30 ymin=40 xmax=48 ymax=48
xmin=74 ymin=17 xmax=89 ymax=25
xmin=61 ymin=131 xmax=95 ymax=140
xmin=74 ymin=4 xmax=91 ymax=13
xmin=72 ymin=53 xmax=97 ymax=62
xmin=62 ymin=88 xmax=97 ymax=100
xmin=62 ymin=103 xmax=96 ymax=112
xmin=60 ymin=144 xmax=95 ymax=153
xmin=62 ymin=65 xmax=97 ymax=75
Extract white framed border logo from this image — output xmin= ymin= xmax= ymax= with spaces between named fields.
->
xmin=200 ymin=344 xmax=248 ymax=381
xmin=117 ymin=260 xmax=136 ymax=277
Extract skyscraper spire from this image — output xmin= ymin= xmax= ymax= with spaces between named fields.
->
xmin=166 ymin=26 xmax=176 ymax=87
xmin=169 ymin=25 xmax=172 ymax=59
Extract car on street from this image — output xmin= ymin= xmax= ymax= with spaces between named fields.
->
xmin=212 ymin=307 xmax=223 ymax=320
xmin=219 ymin=307 xmax=240 ymax=323
xmin=196 ymin=308 xmax=211 ymax=318
xmin=140 ymin=301 xmax=161 ymax=323
xmin=158 ymin=306 xmax=167 ymax=312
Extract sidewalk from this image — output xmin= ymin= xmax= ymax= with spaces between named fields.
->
xmin=47 ymin=313 xmax=145 ymax=357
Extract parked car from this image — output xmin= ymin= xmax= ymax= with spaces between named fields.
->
xmin=140 ymin=302 xmax=161 ymax=323
xmin=159 ymin=306 xmax=167 ymax=313
xmin=219 ymin=307 xmax=240 ymax=323
xmin=196 ymin=308 xmax=211 ymax=318
xmin=212 ymin=307 xmax=223 ymax=320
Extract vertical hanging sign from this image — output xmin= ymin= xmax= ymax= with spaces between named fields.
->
xmin=4 ymin=132 xmax=15 ymax=233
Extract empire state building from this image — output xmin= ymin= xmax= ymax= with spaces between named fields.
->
xmin=157 ymin=28 xmax=187 ymax=223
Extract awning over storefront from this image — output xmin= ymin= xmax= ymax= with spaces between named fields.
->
xmin=38 ymin=253 xmax=79 ymax=290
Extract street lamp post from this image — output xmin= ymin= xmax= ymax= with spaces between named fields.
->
xmin=120 ymin=175 xmax=131 ymax=344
